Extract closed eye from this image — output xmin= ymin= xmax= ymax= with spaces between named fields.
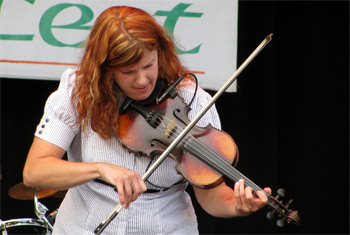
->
xmin=122 ymin=70 xmax=133 ymax=75
xmin=144 ymin=63 xmax=153 ymax=69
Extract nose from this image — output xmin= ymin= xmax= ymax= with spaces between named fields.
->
xmin=134 ymin=71 xmax=148 ymax=87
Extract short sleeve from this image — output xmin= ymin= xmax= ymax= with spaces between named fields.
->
xmin=178 ymin=83 xmax=221 ymax=130
xmin=35 ymin=68 xmax=80 ymax=150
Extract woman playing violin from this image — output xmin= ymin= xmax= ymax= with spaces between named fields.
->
xmin=23 ymin=6 xmax=271 ymax=234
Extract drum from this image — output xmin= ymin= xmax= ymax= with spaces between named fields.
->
xmin=0 ymin=218 xmax=51 ymax=235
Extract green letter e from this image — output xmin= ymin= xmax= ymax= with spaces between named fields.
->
xmin=39 ymin=4 xmax=93 ymax=47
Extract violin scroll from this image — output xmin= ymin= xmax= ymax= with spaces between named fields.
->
xmin=266 ymin=188 xmax=300 ymax=227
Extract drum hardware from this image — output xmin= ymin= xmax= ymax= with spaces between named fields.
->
xmin=1 ymin=183 xmax=63 ymax=234
xmin=33 ymin=188 xmax=54 ymax=231
xmin=0 ymin=218 xmax=48 ymax=235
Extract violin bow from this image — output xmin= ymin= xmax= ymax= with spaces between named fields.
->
xmin=94 ymin=34 xmax=273 ymax=235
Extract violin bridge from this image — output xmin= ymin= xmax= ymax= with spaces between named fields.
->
xmin=164 ymin=120 xmax=177 ymax=138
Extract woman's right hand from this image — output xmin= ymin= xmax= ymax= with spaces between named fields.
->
xmin=23 ymin=137 xmax=147 ymax=209
xmin=97 ymin=163 xmax=147 ymax=208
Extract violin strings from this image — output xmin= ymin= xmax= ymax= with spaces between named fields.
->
xmin=154 ymin=115 xmax=243 ymax=183
xmin=151 ymin=115 xmax=268 ymax=196
xmin=138 ymin=115 xmax=275 ymax=206
xmin=152 ymin=116 xmax=284 ymax=211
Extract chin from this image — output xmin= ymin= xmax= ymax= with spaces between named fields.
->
xmin=132 ymin=94 xmax=150 ymax=101
xmin=139 ymin=91 xmax=153 ymax=100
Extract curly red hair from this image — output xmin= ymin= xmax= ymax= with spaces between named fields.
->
xmin=72 ymin=6 xmax=187 ymax=139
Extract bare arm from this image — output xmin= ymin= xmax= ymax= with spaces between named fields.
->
xmin=23 ymin=137 xmax=147 ymax=208
xmin=193 ymin=179 xmax=271 ymax=218
xmin=23 ymin=137 xmax=99 ymax=190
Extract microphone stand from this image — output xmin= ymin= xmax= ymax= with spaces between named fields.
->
xmin=94 ymin=33 xmax=273 ymax=235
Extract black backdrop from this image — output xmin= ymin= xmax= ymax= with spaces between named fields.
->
xmin=1 ymin=1 xmax=348 ymax=234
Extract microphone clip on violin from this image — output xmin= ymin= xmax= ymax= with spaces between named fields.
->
xmin=156 ymin=72 xmax=197 ymax=104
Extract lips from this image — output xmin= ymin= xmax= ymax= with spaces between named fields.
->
xmin=134 ymin=84 xmax=149 ymax=93
xmin=131 ymin=83 xmax=153 ymax=100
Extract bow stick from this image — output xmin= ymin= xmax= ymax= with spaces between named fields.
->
xmin=94 ymin=33 xmax=273 ymax=234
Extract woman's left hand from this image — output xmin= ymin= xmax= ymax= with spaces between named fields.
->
xmin=233 ymin=179 xmax=271 ymax=216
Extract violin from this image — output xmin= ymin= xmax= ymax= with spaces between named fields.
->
xmin=118 ymin=81 xmax=238 ymax=189
xmin=94 ymin=34 xmax=300 ymax=234
xmin=117 ymin=80 xmax=300 ymax=227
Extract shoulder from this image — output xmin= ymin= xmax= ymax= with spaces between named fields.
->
xmin=58 ymin=68 xmax=77 ymax=90
xmin=177 ymin=80 xmax=221 ymax=129
xmin=45 ymin=68 xmax=78 ymax=113
xmin=177 ymin=80 xmax=211 ymax=106
xmin=62 ymin=67 xmax=76 ymax=78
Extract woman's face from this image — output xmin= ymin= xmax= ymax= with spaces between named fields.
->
xmin=112 ymin=49 xmax=159 ymax=101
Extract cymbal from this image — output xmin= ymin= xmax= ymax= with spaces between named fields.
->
xmin=8 ymin=182 xmax=57 ymax=200
xmin=51 ymin=190 xmax=67 ymax=198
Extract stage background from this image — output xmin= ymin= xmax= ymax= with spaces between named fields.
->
xmin=1 ymin=1 xmax=349 ymax=234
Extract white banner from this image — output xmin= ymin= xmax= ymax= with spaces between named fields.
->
xmin=0 ymin=0 xmax=237 ymax=91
